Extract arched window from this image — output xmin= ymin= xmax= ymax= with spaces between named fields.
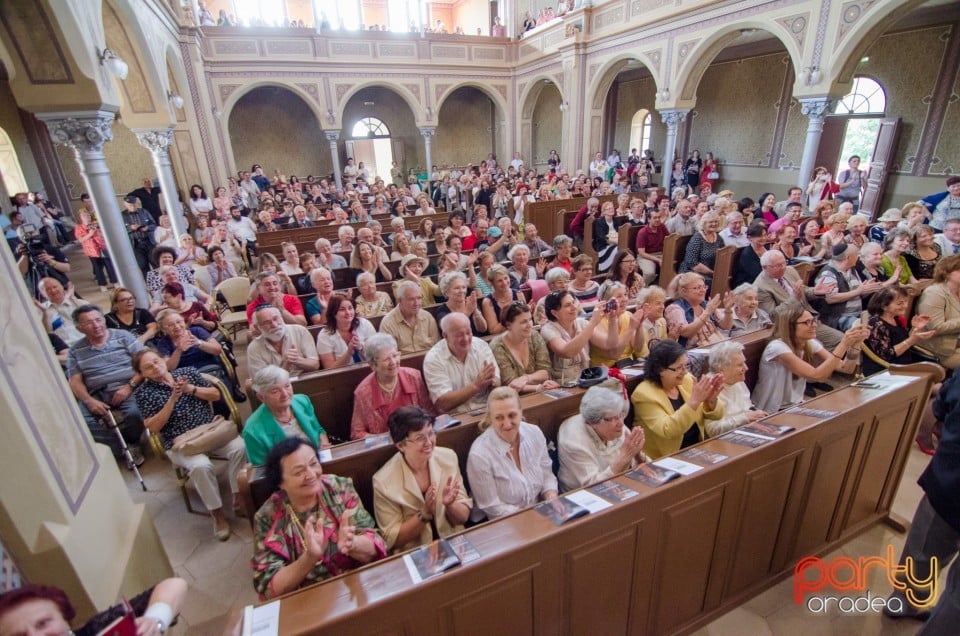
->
xmin=352 ymin=117 xmax=390 ymax=137
xmin=834 ymin=77 xmax=886 ymax=115
xmin=234 ymin=0 xmax=288 ymax=27
xmin=0 ymin=127 xmax=28 ymax=195
xmin=630 ymin=110 xmax=652 ymax=154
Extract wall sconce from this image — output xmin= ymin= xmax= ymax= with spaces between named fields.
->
xmin=800 ymin=66 xmax=821 ymax=86
xmin=98 ymin=48 xmax=128 ymax=80
xmin=559 ymin=102 xmax=569 ymax=112
xmin=167 ymin=91 xmax=184 ymax=109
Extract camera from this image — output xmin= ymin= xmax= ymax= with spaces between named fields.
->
xmin=26 ymin=236 xmax=46 ymax=257
xmin=605 ymin=298 xmax=618 ymax=313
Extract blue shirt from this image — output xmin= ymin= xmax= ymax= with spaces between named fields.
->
xmin=67 ymin=330 xmax=144 ymax=394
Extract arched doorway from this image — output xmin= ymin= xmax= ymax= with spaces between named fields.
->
xmin=593 ymin=59 xmax=660 ymax=178
xmin=340 ymin=86 xmax=418 ymax=174
xmin=348 ymin=116 xmax=394 ymax=182
xmin=831 ymin=76 xmax=887 ymax=176
xmin=629 ymin=110 xmax=652 ymax=157
xmin=530 ymin=81 xmax=562 ymax=173
xmin=435 ymin=86 xmax=503 ymax=169
xmin=0 ymin=127 xmax=28 ymax=195
xmin=227 ymin=86 xmax=327 ymax=179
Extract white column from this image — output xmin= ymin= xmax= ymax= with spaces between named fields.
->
xmin=325 ymin=130 xmax=342 ymax=189
xmin=660 ymin=109 xmax=688 ymax=169
xmin=420 ymin=126 xmax=436 ymax=177
xmin=134 ymin=128 xmax=187 ymax=241
xmin=797 ymin=97 xmax=833 ymax=189
xmin=41 ymin=112 xmax=150 ymax=306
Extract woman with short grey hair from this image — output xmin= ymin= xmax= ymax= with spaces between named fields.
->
xmin=351 ymin=333 xmax=435 ymax=439
xmin=557 ymin=383 xmax=648 ymax=491
xmin=706 ymin=340 xmax=768 ymax=436
xmin=726 ymin=282 xmax=772 ymax=337
xmin=436 ymin=270 xmax=487 ymax=336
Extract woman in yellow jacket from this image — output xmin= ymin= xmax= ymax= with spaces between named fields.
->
xmin=631 ymin=339 xmax=725 ymax=459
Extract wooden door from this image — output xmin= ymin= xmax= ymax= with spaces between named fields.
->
xmin=859 ymin=117 xmax=901 ymax=221
xmin=813 ymin=116 xmax=846 ymax=177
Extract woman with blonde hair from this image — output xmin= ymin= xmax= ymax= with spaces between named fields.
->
xmin=467 ymin=387 xmax=558 ymax=520
xmin=916 ymin=254 xmax=960 ymax=369
xmin=820 ymin=212 xmax=849 ymax=252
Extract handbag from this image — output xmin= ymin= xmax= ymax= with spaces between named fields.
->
xmin=578 ymin=366 xmax=609 ymax=388
xmin=171 ymin=415 xmax=237 ymax=456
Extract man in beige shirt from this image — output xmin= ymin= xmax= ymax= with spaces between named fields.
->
xmin=379 ymin=280 xmax=439 ymax=354
xmin=246 ymin=306 xmax=320 ymax=384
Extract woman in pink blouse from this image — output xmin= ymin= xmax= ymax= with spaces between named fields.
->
xmin=350 ymin=333 xmax=436 ymax=440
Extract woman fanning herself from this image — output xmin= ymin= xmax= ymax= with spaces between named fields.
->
xmin=467 ymin=387 xmax=558 ymax=520
xmin=752 ymin=302 xmax=867 ymax=413
xmin=372 ymin=406 xmax=473 ymax=553
xmin=252 ymin=437 xmax=386 ymax=599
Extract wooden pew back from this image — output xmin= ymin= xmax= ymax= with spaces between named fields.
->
xmin=659 ymin=233 xmax=691 ymax=288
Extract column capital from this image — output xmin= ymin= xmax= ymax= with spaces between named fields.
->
xmin=799 ymin=97 xmax=833 ymax=119
xmin=133 ymin=127 xmax=174 ymax=154
xmin=324 ymin=130 xmax=340 ymax=142
xmin=659 ymin=109 xmax=689 ymax=127
xmin=419 ymin=126 xmax=437 ymax=139
xmin=39 ymin=111 xmax=116 ymax=153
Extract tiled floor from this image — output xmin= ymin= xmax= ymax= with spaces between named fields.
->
xmin=66 ymin=245 xmax=939 ymax=634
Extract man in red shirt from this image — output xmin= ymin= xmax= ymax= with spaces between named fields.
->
xmin=635 ymin=208 xmax=669 ymax=284
xmin=246 ymin=271 xmax=307 ymax=330
xmin=569 ymin=197 xmax=600 ymax=246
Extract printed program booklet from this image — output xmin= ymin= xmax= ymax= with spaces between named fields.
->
xmin=625 ymin=462 xmax=682 ymax=488
xmin=677 ymin=447 xmax=729 ymax=465
xmin=588 ymin=480 xmax=640 ymax=503
xmin=404 ymin=538 xmax=467 ymax=583
xmin=535 ymin=495 xmax=591 ymax=525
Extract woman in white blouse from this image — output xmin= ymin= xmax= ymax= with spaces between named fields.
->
xmin=466 ymin=387 xmax=557 ymax=520
xmin=705 ymin=340 xmax=768 ymax=437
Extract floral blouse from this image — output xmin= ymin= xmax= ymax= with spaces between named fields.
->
xmin=252 ymin=477 xmax=386 ymax=599
xmin=354 ymin=291 xmax=394 ymax=318
xmin=866 ymin=314 xmax=913 ymax=366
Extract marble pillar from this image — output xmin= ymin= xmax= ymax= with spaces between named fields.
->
xmin=420 ymin=127 xmax=436 ymax=178
xmin=135 ymin=127 xmax=187 ymax=241
xmin=40 ymin=112 xmax=150 ymax=306
xmin=0 ymin=238 xmax=171 ymax=621
xmin=660 ymin=109 xmax=689 ymax=171
xmin=797 ymin=97 xmax=833 ymax=189
xmin=325 ymin=130 xmax=342 ymax=189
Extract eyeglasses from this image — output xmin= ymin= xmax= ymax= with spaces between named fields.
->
xmin=405 ymin=429 xmax=436 ymax=446
xmin=666 ymin=363 xmax=687 ymax=373
xmin=117 ymin=296 xmax=135 ymax=302
xmin=795 ymin=318 xmax=818 ymax=326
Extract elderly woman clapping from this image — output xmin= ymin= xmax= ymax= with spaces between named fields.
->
xmin=726 ymin=283 xmax=772 ymax=337
xmin=350 ymin=334 xmax=435 ymax=440
xmin=705 ymin=341 xmax=768 ymax=437
xmin=558 ymin=383 xmax=649 ymax=491
xmin=664 ymin=272 xmax=733 ymax=348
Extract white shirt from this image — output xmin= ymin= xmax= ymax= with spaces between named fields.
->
xmin=280 ymin=261 xmax=303 ymax=276
xmin=510 ymin=158 xmax=524 ymax=171
xmin=665 ymin=215 xmax=696 ymax=236
xmin=719 ymin=227 xmax=750 ymax=248
xmin=422 ymin=337 xmax=500 ymax=413
xmin=315 ymin=318 xmax=377 ymax=362
xmin=558 ymin=414 xmax=639 ymax=492
xmin=467 ymin=422 xmax=557 ymax=520
xmin=934 ymin=234 xmax=960 ymax=256
xmin=708 ymin=382 xmax=754 ymax=437
xmin=246 ymin=325 xmax=319 ymax=378
xmin=43 ymin=298 xmax=84 ymax=345
xmin=752 ymin=338 xmax=824 ymax=413
xmin=226 ymin=216 xmax=257 ymax=242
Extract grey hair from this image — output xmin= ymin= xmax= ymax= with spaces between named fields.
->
xmin=859 ymin=241 xmax=882 ymax=258
xmin=597 ymin=280 xmax=626 ymax=302
xmin=309 ymin=267 xmax=332 ymax=285
xmin=732 ymin=282 xmax=758 ymax=297
xmin=257 ymin=270 xmax=279 ymax=284
xmin=725 ymin=211 xmax=743 ymax=224
xmin=155 ymin=308 xmax=181 ymax=327
xmin=314 ymin=237 xmax=331 ymax=250
xmin=708 ymin=340 xmax=745 ymax=373
xmin=883 ymin=227 xmax=911 ymax=250
xmin=580 ymin=385 xmax=628 ymax=425
xmin=587 ymin=197 xmax=599 ymax=207
xmin=637 ymin=285 xmax=666 ymax=304
xmin=366 ymin=220 xmax=382 ymax=230
xmin=507 ymin=243 xmax=530 ymax=260
xmin=251 ymin=364 xmax=291 ymax=395
xmin=439 ymin=271 xmax=467 ymax=296
xmin=439 ymin=311 xmax=470 ymax=335
xmin=390 ymin=217 xmax=405 ymax=228
xmin=671 ymin=187 xmax=687 ymax=199
xmin=553 ymin=234 xmax=573 ymax=249
xmin=395 ymin=279 xmax=421 ymax=300
xmin=364 ymin=333 xmax=398 ymax=367
xmin=157 ymin=265 xmax=176 ymax=277
xmin=253 ymin=304 xmax=282 ymax=325
xmin=337 ymin=225 xmax=354 ymax=239
xmin=696 ymin=210 xmax=721 ymax=233
xmin=356 ymin=271 xmax=377 ymax=287
xmin=759 ymin=250 xmax=785 ymax=267
xmin=544 ymin=267 xmax=570 ymax=285
xmin=675 ymin=271 xmax=705 ymax=291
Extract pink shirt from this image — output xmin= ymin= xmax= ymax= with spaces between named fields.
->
xmin=351 ymin=367 xmax=436 ymax=439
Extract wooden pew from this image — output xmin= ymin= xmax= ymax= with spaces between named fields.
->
xmin=259 ymin=367 xmax=936 ymax=636
xmin=618 ymin=223 xmax=642 ymax=254
xmin=257 ymin=213 xmax=450 ymax=256
xmin=659 ymin=233 xmax=691 ymax=289
xmin=710 ymin=245 xmax=738 ymax=298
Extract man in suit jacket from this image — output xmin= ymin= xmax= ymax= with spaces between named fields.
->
xmin=754 ymin=250 xmax=843 ymax=349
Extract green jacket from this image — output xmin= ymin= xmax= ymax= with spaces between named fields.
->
xmin=243 ymin=394 xmax=326 ymax=465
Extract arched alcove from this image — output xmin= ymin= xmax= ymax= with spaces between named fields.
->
xmin=434 ymin=86 xmax=501 ymax=168
xmin=228 ymin=86 xmax=328 ymax=179
xmin=341 ymin=86 xmax=420 ymax=174
xmin=0 ymin=126 xmax=28 ymax=194
xmin=530 ymin=82 xmax=562 ymax=172
xmin=594 ymin=61 xmax=661 ymax=168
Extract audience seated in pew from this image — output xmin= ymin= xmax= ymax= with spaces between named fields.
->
xmin=916 ymin=255 xmax=960 ymax=369
xmin=725 ymin=283 xmax=772 ymax=337
xmin=541 ymin=290 xmax=608 ymax=385
xmin=467 ymin=387 xmax=558 ymax=520
xmin=379 ymin=280 xmax=440 ymax=354
xmin=637 ymin=286 xmax=668 ymax=357
xmin=435 ymin=271 xmax=487 ymax=336
xmin=589 ymin=280 xmax=647 ymax=366
xmin=252 ymin=437 xmax=386 ymax=600
xmin=304 ymin=267 xmax=335 ymax=325
xmin=244 ymin=365 xmax=330 ymax=465
xmin=316 ymin=293 xmax=377 ymax=369
xmin=664 ymin=272 xmax=733 ymax=348
xmin=631 ymin=339 xmax=725 ymax=460
xmin=393 ymin=254 xmax=442 ymax=305
xmin=246 ymin=304 xmax=319 ymax=381
xmin=372 ymin=406 xmax=472 ymax=553
xmin=813 ymin=243 xmax=883 ymax=330
xmin=706 ymin=340 xmax=769 ymax=437
xmin=752 ymin=302 xmax=867 ymax=414
xmin=558 ymin=383 xmax=650 ymax=491
xmin=489 ymin=302 xmax=558 ymax=394
xmin=246 ymin=271 xmax=306 ymax=330
xmin=351 ymin=333 xmax=435 ymax=440
xmin=423 ymin=313 xmax=500 ymax=414
xmin=482 ymin=264 xmax=525 ymax=335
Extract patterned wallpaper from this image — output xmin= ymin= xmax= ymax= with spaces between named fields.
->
xmin=933 ymin=49 xmax=959 ymax=177
xmin=54 ymin=118 xmax=156 ymax=203
xmin=339 ymin=87 xmax=423 ymax=172
xmin=688 ymin=53 xmax=784 ymax=167
xmin=611 ymin=76 xmax=664 ymax=159
xmin=863 ymin=25 xmax=949 ymax=174
xmin=228 ymin=87 xmax=332 ymax=182
xmin=434 ymin=87 xmax=499 ymax=168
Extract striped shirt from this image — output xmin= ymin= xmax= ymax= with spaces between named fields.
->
xmin=67 ymin=330 xmax=144 ymax=394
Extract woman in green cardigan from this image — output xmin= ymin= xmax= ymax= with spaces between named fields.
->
xmin=244 ymin=365 xmax=330 ymax=465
